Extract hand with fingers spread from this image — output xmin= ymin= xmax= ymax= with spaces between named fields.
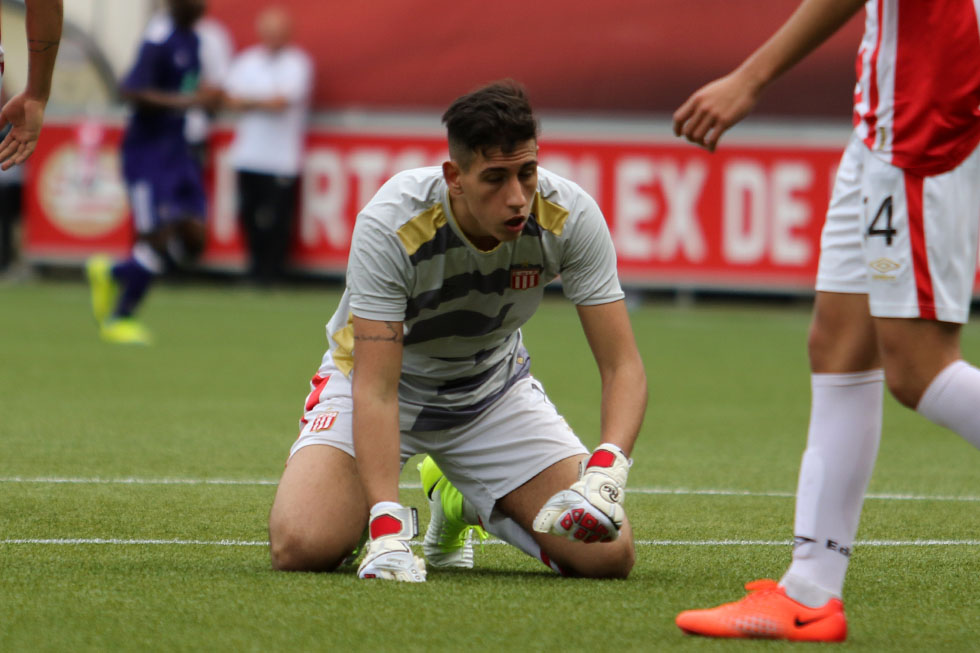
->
xmin=0 ymin=0 xmax=63 ymax=169
xmin=0 ymin=94 xmax=47 ymax=170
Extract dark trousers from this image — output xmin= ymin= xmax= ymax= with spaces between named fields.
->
xmin=0 ymin=183 xmax=23 ymax=272
xmin=236 ymin=170 xmax=299 ymax=284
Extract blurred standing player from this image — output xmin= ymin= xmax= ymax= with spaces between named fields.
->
xmin=86 ymin=0 xmax=221 ymax=344
xmin=673 ymin=0 xmax=980 ymax=642
xmin=0 ymin=0 xmax=62 ymax=170
xmin=268 ymin=81 xmax=647 ymax=582
xmin=224 ymin=6 xmax=312 ymax=285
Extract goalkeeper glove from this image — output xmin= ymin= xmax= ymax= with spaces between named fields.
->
xmin=532 ymin=443 xmax=631 ymax=543
xmin=357 ymin=502 xmax=427 ymax=582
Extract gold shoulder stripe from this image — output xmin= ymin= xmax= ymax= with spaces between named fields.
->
xmin=330 ymin=313 xmax=355 ymax=377
xmin=533 ymin=193 xmax=570 ymax=236
xmin=397 ymin=204 xmax=447 ymax=256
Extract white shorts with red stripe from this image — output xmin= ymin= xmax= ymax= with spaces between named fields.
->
xmin=289 ymin=352 xmax=588 ymax=526
xmin=817 ymin=132 xmax=980 ymax=323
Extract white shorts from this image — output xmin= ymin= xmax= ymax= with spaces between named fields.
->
xmin=290 ymin=354 xmax=587 ymax=525
xmin=816 ymin=132 xmax=980 ymax=323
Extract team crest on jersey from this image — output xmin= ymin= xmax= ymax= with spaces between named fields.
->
xmin=309 ymin=411 xmax=339 ymax=432
xmin=510 ymin=265 xmax=542 ymax=290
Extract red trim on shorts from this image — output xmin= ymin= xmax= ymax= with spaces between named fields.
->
xmin=304 ymin=373 xmax=331 ymax=413
xmin=861 ymin=0 xmax=884 ymax=151
xmin=904 ymin=172 xmax=936 ymax=320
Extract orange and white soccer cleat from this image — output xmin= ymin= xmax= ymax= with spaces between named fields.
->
xmin=676 ymin=579 xmax=847 ymax=642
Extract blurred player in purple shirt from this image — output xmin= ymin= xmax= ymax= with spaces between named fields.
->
xmin=86 ymin=0 xmax=221 ymax=344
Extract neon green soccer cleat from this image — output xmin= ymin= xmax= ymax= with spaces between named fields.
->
xmin=418 ymin=456 xmax=488 ymax=568
xmin=100 ymin=318 xmax=153 ymax=346
xmin=85 ymin=255 xmax=118 ymax=326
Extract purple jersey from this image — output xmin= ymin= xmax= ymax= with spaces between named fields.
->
xmin=119 ymin=13 xmax=206 ymax=230
xmin=121 ymin=13 xmax=201 ymax=148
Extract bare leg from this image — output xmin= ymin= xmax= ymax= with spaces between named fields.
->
xmin=268 ymin=444 xmax=368 ymax=571
xmin=874 ymin=317 xmax=961 ymax=407
xmin=494 ymin=454 xmax=635 ymax=579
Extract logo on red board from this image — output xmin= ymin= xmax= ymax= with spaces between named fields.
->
xmin=38 ymin=122 xmax=128 ymax=239
xmin=310 ymin=411 xmax=339 ymax=432
xmin=510 ymin=265 xmax=541 ymax=290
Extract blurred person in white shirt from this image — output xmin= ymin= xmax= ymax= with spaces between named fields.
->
xmin=223 ymin=6 xmax=312 ymax=285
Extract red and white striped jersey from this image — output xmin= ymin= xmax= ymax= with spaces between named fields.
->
xmin=853 ymin=0 xmax=980 ymax=175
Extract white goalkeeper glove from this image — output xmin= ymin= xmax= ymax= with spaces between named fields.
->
xmin=357 ymin=502 xmax=427 ymax=582
xmin=532 ymin=443 xmax=631 ymax=543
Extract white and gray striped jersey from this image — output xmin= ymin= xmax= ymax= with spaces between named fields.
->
xmin=320 ymin=166 xmax=624 ymax=432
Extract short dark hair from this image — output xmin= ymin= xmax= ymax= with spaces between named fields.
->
xmin=442 ymin=80 xmax=539 ymax=169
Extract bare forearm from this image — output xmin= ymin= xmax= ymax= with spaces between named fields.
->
xmin=352 ymin=394 xmax=402 ymax=505
xmin=598 ymin=360 xmax=647 ymax=457
xmin=23 ymin=0 xmax=63 ymax=102
xmin=735 ymin=0 xmax=866 ymax=91
xmin=121 ymin=89 xmax=195 ymax=112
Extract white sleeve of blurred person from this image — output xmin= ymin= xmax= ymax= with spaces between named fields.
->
xmin=0 ymin=0 xmax=63 ymax=170
xmin=185 ymin=15 xmax=234 ymax=147
xmin=223 ymin=7 xmax=312 ymax=177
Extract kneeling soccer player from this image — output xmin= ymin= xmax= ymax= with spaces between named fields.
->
xmin=267 ymin=80 xmax=647 ymax=581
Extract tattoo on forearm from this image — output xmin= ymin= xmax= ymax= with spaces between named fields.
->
xmin=354 ymin=322 xmax=403 ymax=343
xmin=28 ymin=39 xmax=59 ymax=53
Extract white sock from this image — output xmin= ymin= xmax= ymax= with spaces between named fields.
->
xmin=916 ymin=360 xmax=980 ymax=449
xmin=782 ymin=370 xmax=884 ymax=606
xmin=132 ymin=241 xmax=164 ymax=274
xmin=485 ymin=510 xmax=563 ymax=574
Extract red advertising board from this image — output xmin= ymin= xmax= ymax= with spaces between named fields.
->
xmin=25 ymin=116 xmax=952 ymax=293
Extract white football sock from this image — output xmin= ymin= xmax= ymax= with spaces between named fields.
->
xmin=916 ymin=360 xmax=980 ymax=449
xmin=485 ymin=510 xmax=563 ymax=574
xmin=132 ymin=241 xmax=164 ymax=274
xmin=782 ymin=370 xmax=884 ymax=606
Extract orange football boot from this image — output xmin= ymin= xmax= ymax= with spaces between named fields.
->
xmin=676 ymin=579 xmax=847 ymax=642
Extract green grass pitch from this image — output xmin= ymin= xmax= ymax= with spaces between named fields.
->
xmin=1 ymin=280 xmax=977 ymax=651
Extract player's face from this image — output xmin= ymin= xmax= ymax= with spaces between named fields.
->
xmin=445 ymin=140 xmax=538 ymax=250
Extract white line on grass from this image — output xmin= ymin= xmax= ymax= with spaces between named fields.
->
xmin=2 ymin=538 xmax=268 ymax=546
xmin=627 ymin=487 xmax=980 ymax=503
xmin=1 ymin=477 xmax=977 ymax=503
xmin=0 ymin=476 xmax=279 ymax=486
xmin=2 ymin=538 xmax=978 ymax=547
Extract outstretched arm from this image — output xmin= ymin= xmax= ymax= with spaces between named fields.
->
xmin=0 ymin=0 xmax=63 ymax=169
xmin=673 ymin=0 xmax=866 ymax=152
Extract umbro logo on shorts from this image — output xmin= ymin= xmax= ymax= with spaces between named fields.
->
xmin=310 ymin=411 xmax=339 ymax=432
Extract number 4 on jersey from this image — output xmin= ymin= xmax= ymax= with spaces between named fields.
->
xmin=867 ymin=196 xmax=896 ymax=245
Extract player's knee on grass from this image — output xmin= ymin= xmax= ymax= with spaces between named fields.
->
xmin=547 ymin=525 xmax=635 ymax=579
xmin=268 ymin=525 xmax=355 ymax=572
